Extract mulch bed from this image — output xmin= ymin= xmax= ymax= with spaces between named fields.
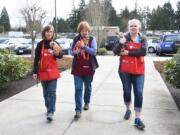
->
xmin=154 ymin=61 xmax=180 ymax=110
xmin=0 ymin=56 xmax=72 ymax=102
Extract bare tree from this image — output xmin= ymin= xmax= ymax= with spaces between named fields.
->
xmin=20 ymin=0 xmax=47 ymax=58
xmin=85 ymin=0 xmax=111 ymax=49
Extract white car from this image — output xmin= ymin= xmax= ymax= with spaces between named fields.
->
xmin=0 ymin=38 xmax=24 ymax=51
xmin=56 ymin=38 xmax=73 ymax=55
xmin=147 ymin=38 xmax=160 ymax=53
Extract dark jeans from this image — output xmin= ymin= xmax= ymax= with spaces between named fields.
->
xmin=119 ymin=72 xmax=145 ymax=112
xmin=74 ymin=75 xmax=93 ymax=112
xmin=41 ymin=79 xmax=57 ymax=114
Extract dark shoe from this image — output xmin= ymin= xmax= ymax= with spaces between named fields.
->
xmin=134 ymin=118 xmax=145 ymax=130
xmin=47 ymin=113 xmax=54 ymax=122
xmin=124 ymin=110 xmax=131 ymax=120
xmin=83 ymin=104 xmax=89 ymax=111
xmin=74 ymin=112 xmax=81 ymax=120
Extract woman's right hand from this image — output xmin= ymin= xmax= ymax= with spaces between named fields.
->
xmin=33 ymin=74 xmax=38 ymax=81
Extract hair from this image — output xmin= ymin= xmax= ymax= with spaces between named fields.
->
xmin=77 ymin=21 xmax=91 ymax=33
xmin=128 ymin=19 xmax=142 ymax=30
xmin=41 ymin=25 xmax=55 ymax=40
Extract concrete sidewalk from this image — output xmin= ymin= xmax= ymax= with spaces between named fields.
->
xmin=0 ymin=56 xmax=180 ymax=135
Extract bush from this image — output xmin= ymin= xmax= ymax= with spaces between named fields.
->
xmin=0 ymin=49 xmax=31 ymax=87
xmin=164 ymin=49 xmax=180 ymax=88
xmin=97 ymin=47 xmax=107 ymax=55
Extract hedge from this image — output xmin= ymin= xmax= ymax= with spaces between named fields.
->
xmin=164 ymin=49 xmax=180 ymax=88
xmin=0 ymin=49 xmax=31 ymax=87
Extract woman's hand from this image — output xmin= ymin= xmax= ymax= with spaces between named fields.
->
xmin=52 ymin=42 xmax=62 ymax=56
xmin=33 ymin=74 xmax=38 ymax=80
xmin=121 ymin=50 xmax=129 ymax=56
xmin=80 ymin=40 xmax=85 ymax=48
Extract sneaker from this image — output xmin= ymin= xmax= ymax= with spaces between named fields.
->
xmin=74 ymin=112 xmax=81 ymax=120
xmin=47 ymin=113 xmax=54 ymax=122
xmin=124 ymin=110 xmax=131 ymax=120
xmin=83 ymin=104 xmax=89 ymax=111
xmin=134 ymin=118 xmax=145 ymax=130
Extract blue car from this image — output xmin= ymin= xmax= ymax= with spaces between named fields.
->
xmin=156 ymin=34 xmax=180 ymax=56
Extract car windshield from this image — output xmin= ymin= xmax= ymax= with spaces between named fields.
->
xmin=164 ymin=35 xmax=180 ymax=42
xmin=0 ymin=39 xmax=8 ymax=44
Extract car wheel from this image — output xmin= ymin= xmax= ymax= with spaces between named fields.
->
xmin=148 ymin=47 xmax=155 ymax=53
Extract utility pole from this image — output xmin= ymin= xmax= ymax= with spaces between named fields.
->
xmin=55 ymin=0 xmax=58 ymax=36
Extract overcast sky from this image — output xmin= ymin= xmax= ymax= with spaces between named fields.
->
xmin=0 ymin=0 xmax=178 ymax=27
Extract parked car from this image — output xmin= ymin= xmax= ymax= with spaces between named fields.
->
xmin=156 ymin=34 xmax=180 ymax=56
xmin=14 ymin=39 xmax=32 ymax=55
xmin=55 ymin=38 xmax=73 ymax=55
xmin=0 ymin=38 xmax=24 ymax=51
xmin=105 ymin=36 xmax=119 ymax=50
xmin=147 ymin=38 xmax=160 ymax=53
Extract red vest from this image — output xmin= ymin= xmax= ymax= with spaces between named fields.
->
xmin=38 ymin=42 xmax=60 ymax=81
xmin=120 ymin=42 xmax=145 ymax=75
xmin=72 ymin=38 xmax=93 ymax=76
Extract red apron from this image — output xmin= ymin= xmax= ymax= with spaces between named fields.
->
xmin=120 ymin=42 xmax=145 ymax=75
xmin=38 ymin=42 xmax=60 ymax=81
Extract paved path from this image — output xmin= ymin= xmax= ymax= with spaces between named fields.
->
xmin=0 ymin=56 xmax=179 ymax=135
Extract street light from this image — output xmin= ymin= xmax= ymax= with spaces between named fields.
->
xmin=55 ymin=0 xmax=58 ymax=36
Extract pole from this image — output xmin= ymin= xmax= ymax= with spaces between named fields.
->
xmin=55 ymin=0 xmax=58 ymax=36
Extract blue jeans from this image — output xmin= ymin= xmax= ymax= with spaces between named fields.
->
xmin=41 ymin=79 xmax=57 ymax=114
xmin=119 ymin=72 xmax=145 ymax=112
xmin=74 ymin=75 xmax=93 ymax=112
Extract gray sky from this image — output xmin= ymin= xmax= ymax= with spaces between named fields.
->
xmin=0 ymin=0 xmax=178 ymax=27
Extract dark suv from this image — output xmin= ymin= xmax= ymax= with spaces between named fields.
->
xmin=104 ymin=36 xmax=119 ymax=50
xmin=156 ymin=34 xmax=180 ymax=56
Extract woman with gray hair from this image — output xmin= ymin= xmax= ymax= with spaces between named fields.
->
xmin=113 ymin=19 xmax=147 ymax=130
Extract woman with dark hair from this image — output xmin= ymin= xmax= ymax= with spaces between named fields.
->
xmin=70 ymin=21 xmax=99 ymax=120
xmin=33 ymin=25 xmax=63 ymax=122
xmin=113 ymin=19 xmax=147 ymax=130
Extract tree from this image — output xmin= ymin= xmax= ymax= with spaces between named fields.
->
xmin=175 ymin=1 xmax=180 ymax=30
xmin=162 ymin=2 xmax=175 ymax=30
xmin=67 ymin=0 xmax=86 ymax=32
xmin=0 ymin=7 xmax=11 ymax=32
xmin=149 ymin=2 xmax=175 ymax=30
xmin=85 ymin=0 xmax=112 ymax=49
xmin=57 ymin=18 xmax=71 ymax=32
xmin=20 ymin=0 xmax=47 ymax=58
xmin=118 ymin=7 xmax=130 ymax=32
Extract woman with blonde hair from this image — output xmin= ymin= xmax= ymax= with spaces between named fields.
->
xmin=113 ymin=19 xmax=147 ymax=130
xmin=70 ymin=21 xmax=99 ymax=120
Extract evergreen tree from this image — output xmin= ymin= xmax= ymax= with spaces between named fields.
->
xmin=67 ymin=0 xmax=86 ymax=32
xmin=175 ymin=1 xmax=180 ymax=30
xmin=0 ymin=7 xmax=11 ymax=32
xmin=57 ymin=18 xmax=71 ymax=32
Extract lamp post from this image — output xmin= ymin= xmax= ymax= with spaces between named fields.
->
xmin=55 ymin=0 xmax=58 ymax=36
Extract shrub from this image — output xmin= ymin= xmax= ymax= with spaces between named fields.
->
xmin=0 ymin=49 xmax=31 ymax=87
xmin=97 ymin=47 xmax=107 ymax=55
xmin=164 ymin=49 xmax=180 ymax=88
